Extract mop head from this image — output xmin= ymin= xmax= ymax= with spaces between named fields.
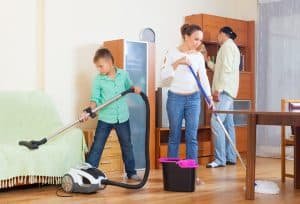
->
xmin=254 ymin=180 xmax=280 ymax=194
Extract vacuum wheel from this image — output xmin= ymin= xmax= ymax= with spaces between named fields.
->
xmin=62 ymin=174 xmax=74 ymax=193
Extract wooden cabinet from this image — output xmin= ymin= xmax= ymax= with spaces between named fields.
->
xmin=203 ymin=14 xmax=226 ymax=43
xmin=226 ymin=18 xmax=248 ymax=46
xmin=185 ymin=14 xmax=249 ymax=47
xmin=185 ymin=14 xmax=203 ymax=29
xmin=83 ymin=129 xmax=124 ymax=174
xmin=184 ymin=13 xmax=255 ymax=154
xmin=99 ymin=130 xmax=123 ymax=173
xmin=237 ymin=72 xmax=253 ymax=99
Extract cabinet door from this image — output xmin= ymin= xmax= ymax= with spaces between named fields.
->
xmin=237 ymin=72 xmax=252 ymax=99
xmin=202 ymin=14 xmax=226 ymax=42
xmin=124 ymin=41 xmax=148 ymax=169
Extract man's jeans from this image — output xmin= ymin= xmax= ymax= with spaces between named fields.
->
xmin=86 ymin=120 xmax=136 ymax=177
xmin=166 ymin=91 xmax=201 ymax=163
xmin=211 ymin=92 xmax=236 ymax=165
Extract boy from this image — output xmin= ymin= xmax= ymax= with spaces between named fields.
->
xmin=81 ymin=48 xmax=141 ymax=181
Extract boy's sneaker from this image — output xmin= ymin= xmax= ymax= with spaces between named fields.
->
xmin=128 ymin=174 xmax=142 ymax=181
xmin=206 ymin=161 xmax=225 ymax=168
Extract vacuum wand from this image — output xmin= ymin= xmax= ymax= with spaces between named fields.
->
xmin=187 ymin=65 xmax=246 ymax=170
xmin=18 ymin=88 xmax=135 ymax=150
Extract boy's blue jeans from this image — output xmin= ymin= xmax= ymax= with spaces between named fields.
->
xmin=86 ymin=120 xmax=136 ymax=177
xmin=211 ymin=92 xmax=236 ymax=165
xmin=166 ymin=91 xmax=201 ymax=163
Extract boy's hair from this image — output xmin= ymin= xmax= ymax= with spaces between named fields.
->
xmin=93 ymin=48 xmax=114 ymax=63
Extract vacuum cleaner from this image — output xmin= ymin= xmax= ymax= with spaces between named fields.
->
xmin=19 ymin=88 xmax=150 ymax=193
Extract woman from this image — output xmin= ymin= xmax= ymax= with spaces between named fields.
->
xmin=161 ymin=24 xmax=212 ymax=182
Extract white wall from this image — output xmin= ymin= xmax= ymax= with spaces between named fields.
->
xmin=0 ymin=0 xmax=257 ymax=126
xmin=0 ymin=0 xmax=37 ymax=91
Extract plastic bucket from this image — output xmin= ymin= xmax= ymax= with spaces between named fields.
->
xmin=159 ymin=158 xmax=198 ymax=192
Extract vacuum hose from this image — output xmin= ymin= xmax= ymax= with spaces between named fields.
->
xmin=102 ymin=91 xmax=150 ymax=189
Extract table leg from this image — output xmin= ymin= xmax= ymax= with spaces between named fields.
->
xmin=295 ymin=126 xmax=300 ymax=188
xmin=246 ymin=114 xmax=257 ymax=200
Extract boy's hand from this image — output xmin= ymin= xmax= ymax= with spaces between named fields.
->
xmin=133 ymin=86 xmax=142 ymax=94
xmin=80 ymin=102 xmax=97 ymax=122
xmin=79 ymin=111 xmax=90 ymax=122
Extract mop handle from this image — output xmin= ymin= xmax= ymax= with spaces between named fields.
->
xmin=187 ymin=65 xmax=246 ymax=170
xmin=187 ymin=65 xmax=212 ymax=106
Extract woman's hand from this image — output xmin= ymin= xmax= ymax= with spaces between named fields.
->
xmin=205 ymin=55 xmax=211 ymax=63
xmin=172 ymin=56 xmax=191 ymax=70
xmin=212 ymin=91 xmax=220 ymax=102
xmin=207 ymin=96 xmax=215 ymax=110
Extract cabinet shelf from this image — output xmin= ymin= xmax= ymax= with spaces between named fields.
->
xmin=203 ymin=41 xmax=246 ymax=48
xmin=240 ymin=71 xmax=252 ymax=74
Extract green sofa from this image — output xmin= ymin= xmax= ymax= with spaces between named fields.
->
xmin=0 ymin=91 xmax=87 ymax=189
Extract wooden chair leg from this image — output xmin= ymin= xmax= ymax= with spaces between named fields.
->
xmin=281 ymin=136 xmax=286 ymax=182
xmin=281 ymin=99 xmax=300 ymax=182
xmin=281 ymin=99 xmax=286 ymax=182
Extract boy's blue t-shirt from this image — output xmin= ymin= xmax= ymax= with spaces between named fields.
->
xmin=90 ymin=67 xmax=133 ymax=123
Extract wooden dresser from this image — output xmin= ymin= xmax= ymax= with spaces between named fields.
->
xmin=83 ymin=129 xmax=123 ymax=174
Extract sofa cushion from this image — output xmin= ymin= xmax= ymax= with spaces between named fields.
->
xmin=0 ymin=91 xmax=62 ymax=139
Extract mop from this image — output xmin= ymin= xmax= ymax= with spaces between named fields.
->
xmin=188 ymin=65 xmax=279 ymax=195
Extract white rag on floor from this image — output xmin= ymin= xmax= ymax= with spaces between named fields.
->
xmin=254 ymin=180 xmax=280 ymax=194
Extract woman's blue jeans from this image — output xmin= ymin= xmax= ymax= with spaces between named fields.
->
xmin=86 ymin=120 xmax=136 ymax=177
xmin=166 ymin=91 xmax=201 ymax=163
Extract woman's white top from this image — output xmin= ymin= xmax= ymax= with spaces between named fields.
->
xmin=160 ymin=48 xmax=211 ymax=96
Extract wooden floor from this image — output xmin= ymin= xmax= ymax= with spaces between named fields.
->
xmin=1 ymin=157 xmax=300 ymax=204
